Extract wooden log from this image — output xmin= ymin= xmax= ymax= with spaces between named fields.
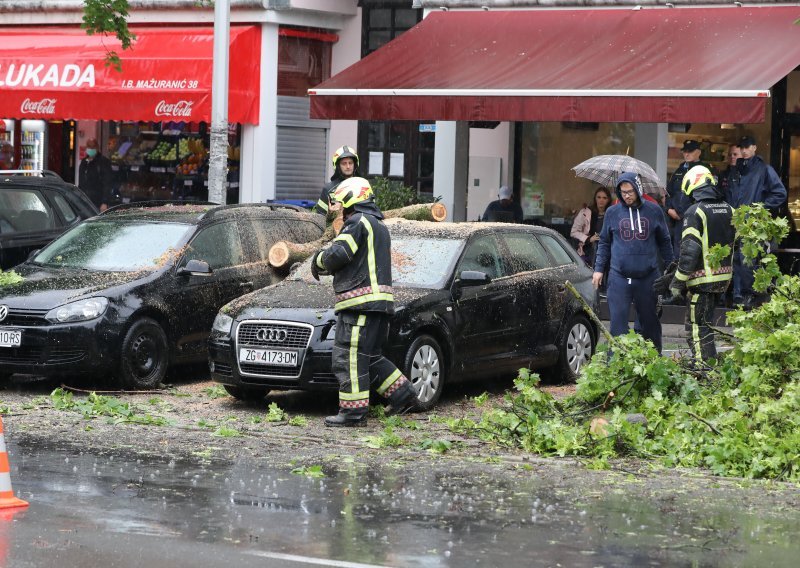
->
xmin=267 ymin=203 xmax=447 ymax=269
xmin=384 ymin=202 xmax=447 ymax=222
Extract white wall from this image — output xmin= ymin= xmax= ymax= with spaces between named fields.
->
xmin=326 ymin=7 xmax=361 ymax=178
xmin=469 ymin=122 xmax=511 ymax=186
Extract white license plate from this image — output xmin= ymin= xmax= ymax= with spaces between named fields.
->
xmin=0 ymin=329 xmax=22 ymax=348
xmin=239 ymin=348 xmax=298 ymax=367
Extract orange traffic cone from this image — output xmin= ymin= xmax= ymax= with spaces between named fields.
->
xmin=0 ymin=417 xmax=28 ymax=510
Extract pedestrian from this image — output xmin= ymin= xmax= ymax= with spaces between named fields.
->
xmin=481 ymin=185 xmax=523 ymax=223
xmin=570 ymin=186 xmax=612 ymax=265
xmin=669 ymin=166 xmax=735 ymax=362
xmin=593 ymin=172 xmax=674 ymax=353
xmin=311 ymin=177 xmax=419 ymax=427
xmin=78 ymin=138 xmax=113 ymax=211
xmin=665 ymin=140 xmax=712 ymax=259
xmin=727 ymin=135 xmax=787 ymax=308
xmin=312 ymin=145 xmax=360 ymax=216
xmin=720 ymin=143 xmax=742 ymax=205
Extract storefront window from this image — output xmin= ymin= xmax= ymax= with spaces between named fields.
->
xmin=518 ymin=122 xmax=635 ymax=225
xmin=104 ymin=121 xmax=242 ymax=206
xmin=786 ymin=70 xmax=800 ymax=114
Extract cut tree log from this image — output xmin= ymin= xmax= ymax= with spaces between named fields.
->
xmin=268 ymin=202 xmax=448 ymax=269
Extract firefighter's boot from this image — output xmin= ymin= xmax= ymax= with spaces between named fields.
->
xmin=324 ymin=410 xmax=368 ymax=427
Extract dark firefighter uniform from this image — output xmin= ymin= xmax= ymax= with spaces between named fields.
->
xmin=670 ymin=166 xmax=735 ymax=361
xmin=312 ymin=146 xmax=360 ymax=216
xmin=311 ymin=177 xmax=418 ymax=427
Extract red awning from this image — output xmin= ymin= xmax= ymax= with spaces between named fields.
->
xmin=310 ymin=7 xmax=800 ymax=123
xmin=0 ymin=26 xmax=261 ymax=124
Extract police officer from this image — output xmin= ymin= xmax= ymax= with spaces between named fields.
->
xmin=670 ymin=165 xmax=735 ymax=362
xmin=312 ymin=145 xmax=360 ymax=216
xmin=665 ymin=140 xmax=713 ymax=259
xmin=311 ymin=177 xmax=418 ymax=426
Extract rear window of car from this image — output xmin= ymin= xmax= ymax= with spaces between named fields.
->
xmin=502 ymin=232 xmax=550 ymax=273
xmin=51 ymin=193 xmax=78 ymax=224
xmin=538 ymin=234 xmax=577 ymax=266
xmin=0 ymin=188 xmax=54 ymax=234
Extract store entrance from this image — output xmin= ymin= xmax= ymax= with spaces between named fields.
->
xmin=777 ymin=121 xmax=800 ymax=274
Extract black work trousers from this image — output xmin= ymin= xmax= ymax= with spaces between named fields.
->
xmin=332 ymin=311 xmax=415 ymax=419
xmin=684 ymin=291 xmax=718 ymax=361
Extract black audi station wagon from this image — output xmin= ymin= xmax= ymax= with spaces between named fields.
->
xmin=209 ymin=220 xmax=598 ymax=409
xmin=0 ymin=202 xmax=324 ymax=388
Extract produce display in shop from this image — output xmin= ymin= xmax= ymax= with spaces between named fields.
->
xmin=146 ymin=141 xmax=178 ymax=165
xmin=176 ymin=138 xmax=206 ymax=176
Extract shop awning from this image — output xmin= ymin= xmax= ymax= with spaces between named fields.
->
xmin=0 ymin=26 xmax=260 ymax=124
xmin=310 ymin=7 xmax=800 ymax=123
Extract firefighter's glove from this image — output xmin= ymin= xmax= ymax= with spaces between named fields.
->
xmin=669 ymin=276 xmax=687 ymax=299
xmin=653 ymin=264 xmax=677 ymax=296
xmin=310 ymin=251 xmax=325 ymax=281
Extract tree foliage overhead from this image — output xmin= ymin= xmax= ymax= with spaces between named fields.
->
xmin=81 ymin=0 xmax=136 ymax=71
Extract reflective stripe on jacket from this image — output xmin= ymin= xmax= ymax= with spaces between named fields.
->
xmin=674 ymin=200 xmax=735 ymax=292
xmin=317 ymin=204 xmax=394 ymax=314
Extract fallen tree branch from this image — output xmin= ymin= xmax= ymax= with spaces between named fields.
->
xmin=565 ymin=281 xmax=614 ymax=344
xmin=60 ymin=384 xmax=166 ymax=396
xmin=686 ymin=411 xmax=722 ymax=435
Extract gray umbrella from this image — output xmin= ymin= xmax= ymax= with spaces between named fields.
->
xmin=572 ymin=155 xmax=665 ymax=198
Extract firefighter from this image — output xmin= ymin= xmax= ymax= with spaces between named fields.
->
xmin=670 ymin=165 xmax=735 ymax=362
xmin=312 ymin=145 xmax=360 ymax=216
xmin=311 ymin=177 xmax=418 ymax=426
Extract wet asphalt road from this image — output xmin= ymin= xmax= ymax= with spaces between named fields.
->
xmin=3 ymin=442 xmax=800 ymax=568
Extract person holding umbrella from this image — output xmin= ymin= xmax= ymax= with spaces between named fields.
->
xmin=592 ymin=173 xmax=673 ymax=354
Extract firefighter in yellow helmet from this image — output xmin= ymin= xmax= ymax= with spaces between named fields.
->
xmin=312 ymin=145 xmax=360 ymax=215
xmin=670 ymin=165 xmax=735 ymax=361
xmin=310 ymin=177 xmax=418 ymax=426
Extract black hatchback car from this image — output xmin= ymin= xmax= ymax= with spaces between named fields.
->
xmin=1 ymin=170 xmax=98 ymax=269
xmin=209 ymin=220 xmax=598 ymax=409
xmin=0 ymin=202 xmax=324 ymax=388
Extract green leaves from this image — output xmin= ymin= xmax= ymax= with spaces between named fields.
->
xmin=81 ymin=0 xmax=137 ymax=72
xmin=291 ymin=464 xmax=325 ymax=478
xmin=0 ymin=270 xmax=23 ymax=287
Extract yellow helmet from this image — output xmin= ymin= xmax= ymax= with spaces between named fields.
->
xmin=681 ymin=165 xmax=716 ymax=197
xmin=331 ymin=177 xmax=373 ymax=209
xmin=331 ymin=145 xmax=359 ymax=169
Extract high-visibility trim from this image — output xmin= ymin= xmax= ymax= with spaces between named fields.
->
xmin=316 ymin=252 xmax=326 ymax=269
xmin=377 ymin=369 xmax=402 ymax=395
xmin=682 ymin=227 xmax=702 ymax=241
xmin=315 ymin=199 xmax=329 ymax=213
xmin=335 ymin=285 xmax=394 ymax=304
xmin=334 ymin=233 xmax=358 ymax=255
xmin=335 ymin=292 xmax=394 ymax=311
xmin=689 ymin=293 xmax=703 ymax=361
xmin=359 ymin=216 xmax=381 ymax=295
xmin=698 ymin=209 xmax=711 ymax=276
xmin=348 ymin=315 xmax=366 ymax=393
xmin=674 ymin=271 xmax=689 ymax=282
xmin=339 ymin=390 xmax=370 ymax=401
xmin=687 ymin=272 xmax=733 ymax=287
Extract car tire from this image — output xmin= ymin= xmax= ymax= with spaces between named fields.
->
xmin=118 ymin=318 xmax=169 ymax=390
xmin=403 ymin=334 xmax=445 ymax=411
xmin=223 ymin=384 xmax=270 ymax=402
xmin=553 ymin=314 xmax=595 ymax=383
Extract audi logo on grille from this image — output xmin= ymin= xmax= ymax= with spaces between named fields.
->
xmin=0 ymin=305 xmax=7 ymax=322
xmin=256 ymin=328 xmax=287 ymax=342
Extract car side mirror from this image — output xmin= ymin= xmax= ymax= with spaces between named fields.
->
xmin=457 ymin=270 xmax=492 ymax=286
xmin=177 ymin=259 xmax=212 ymax=276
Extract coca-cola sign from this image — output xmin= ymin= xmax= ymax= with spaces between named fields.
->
xmin=20 ymin=98 xmax=57 ymax=115
xmin=155 ymin=100 xmax=194 ymax=118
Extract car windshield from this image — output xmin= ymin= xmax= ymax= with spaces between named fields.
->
xmin=33 ymin=220 xmax=193 ymax=272
xmin=289 ymin=237 xmax=463 ymax=289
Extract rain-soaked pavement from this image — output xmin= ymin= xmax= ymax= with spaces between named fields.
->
xmin=3 ymin=442 xmax=799 ymax=567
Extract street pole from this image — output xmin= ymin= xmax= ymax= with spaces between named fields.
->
xmin=208 ymin=0 xmax=230 ymax=204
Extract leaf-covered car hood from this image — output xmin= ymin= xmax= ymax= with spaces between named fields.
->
xmin=0 ymin=263 xmax=154 ymax=310
xmin=223 ymin=279 xmax=435 ymax=320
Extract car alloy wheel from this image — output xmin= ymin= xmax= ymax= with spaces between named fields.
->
xmin=119 ymin=317 xmax=169 ymax=390
xmin=404 ymin=334 xmax=445 ymax=411
xmin=561 ymin=315 xmax=595 ymax=381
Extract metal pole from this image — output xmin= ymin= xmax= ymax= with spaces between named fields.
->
xmin=208 ymin=0 xmax=230 ymax=204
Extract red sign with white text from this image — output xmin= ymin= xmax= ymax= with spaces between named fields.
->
xmin=0 ymin=26 xmax=261 ymax=124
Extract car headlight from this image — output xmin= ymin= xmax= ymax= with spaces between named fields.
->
xmin=212 ymin=313 xmax=233 ymax=335
xmin=46 ymin=297 xmax=108 ymax=323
